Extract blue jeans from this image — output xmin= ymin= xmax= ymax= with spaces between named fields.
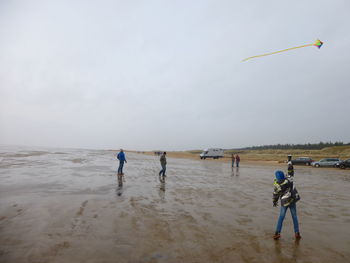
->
xmin=276 ymin=203 xmax=299 ymax=233
xmin=159 ymin=165 xmax=166 ymax=176
xmin=236 ymin=161 xmax=239 ymax=167
xmin=118 ymin=161 xmax=124 ymax=174
xmin=232 ymin=161 xmax=235 ymax=168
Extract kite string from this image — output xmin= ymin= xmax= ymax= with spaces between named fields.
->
xmin=242 ymin=43 xmax=313 ymax=61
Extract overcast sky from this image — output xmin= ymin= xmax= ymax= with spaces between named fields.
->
xmin=0 ymin=0 xmax=349 ymax=151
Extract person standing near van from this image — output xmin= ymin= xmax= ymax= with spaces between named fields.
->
xmin=236 ymin=154 xmax=240 ymax=167
xmin=159 ymin=152 xmax=167 ymax=178
xmin=117 ymin=149 xmax=127 ymax=175
xmin=231 ymin=154 xmax=235 ymax=169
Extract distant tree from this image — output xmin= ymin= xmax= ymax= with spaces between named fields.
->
xmin=237 ymin=141 xmax=349 ymax=151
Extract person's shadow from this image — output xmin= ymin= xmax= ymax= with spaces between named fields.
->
xmin=158 ymin=176 xmax=166 ymax=201
xmin=231 ymin=167 xmax=240 ymax=177
xmin=116 ymin=174 xmax=124 ymax=196
xmin=274 ymin=238 xmax=300 ymax=262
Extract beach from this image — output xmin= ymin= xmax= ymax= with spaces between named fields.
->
xmin=0 ymin=146 xmax=350 ymax=263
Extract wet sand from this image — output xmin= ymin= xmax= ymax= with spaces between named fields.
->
xmin=1 ymin=146 xmax=350 ymax=263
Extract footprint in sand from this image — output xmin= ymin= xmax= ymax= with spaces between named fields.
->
xmin=46 ymin=241 xmax=71 ymax=257
xmin=71 ymin=200 xmax=91 ymax=232
xmin=76 ymin=200 xmax=88 ymax=216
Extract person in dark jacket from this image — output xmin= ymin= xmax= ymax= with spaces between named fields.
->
xmin=287 ymin=161 xmax=294 ymax=189
xmin=287 ymin=154 xmax=294 ymax=180
xmin=159 ymin=152 xmax=167 ymax=178
xmin=287 ymin=161 xmax=294 ymax=178
xmin=273 ymin=170 xmax=301 ymax=240
xmin=235 ymin=154 xmax=240 ymax=167
xmin=117 ymin=149 xmax=127 ymax=175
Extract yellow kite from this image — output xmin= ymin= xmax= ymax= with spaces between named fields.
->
xmin=242 ymin=39 xmax=323 ymax=62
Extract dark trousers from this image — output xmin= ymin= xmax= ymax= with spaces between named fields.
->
xmin=159 ymin=165 xmax=166 ymax=176
xmin=118 ymin=161 xmax=124 ymax=174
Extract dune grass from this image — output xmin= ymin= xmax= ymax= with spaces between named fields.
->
xmin=226 ymin=146 xmax=350 ymax=162
xmin=136 ymin=146 xmax=350 ymax=163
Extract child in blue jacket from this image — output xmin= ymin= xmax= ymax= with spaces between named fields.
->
xmin=273 ymin=170 xmax=301 ymax=240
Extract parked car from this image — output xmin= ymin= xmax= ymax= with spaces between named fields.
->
xmin=311 ymin=158 xmax=342 ymax=168
xmin=291 ymin=157 xmax=314 ymax=166
xmin=335 ymin=159 xmax=350 ymax=169
xmin=200 ymin=148 xmax=224 ymax=159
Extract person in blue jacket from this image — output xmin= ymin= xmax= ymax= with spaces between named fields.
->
xmin=117 ymin=149 xmax=127 ymax=175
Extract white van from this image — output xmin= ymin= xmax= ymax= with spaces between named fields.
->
xmin=200 ymin=148 xmax=224 ymax=159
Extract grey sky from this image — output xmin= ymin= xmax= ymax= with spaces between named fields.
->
xmin=1 ymin=0 xmax=349 ymax=150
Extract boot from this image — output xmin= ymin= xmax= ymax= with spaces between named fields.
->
xmin=295 ymin=232 xmax=301 ymax=240
xmin=273 ymin=232 xmax=281 ymax=240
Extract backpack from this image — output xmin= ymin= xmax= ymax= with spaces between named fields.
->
xmin=281 ymin=186 xmax=301 ymax=206
xmin=291 ymin=187 xmax=301 ymax=203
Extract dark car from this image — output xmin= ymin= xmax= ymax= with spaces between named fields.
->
xmin=291 ymin=157 xmax=314 ymax=166
xmin=336 ymin=159 xmax=350 ymax=169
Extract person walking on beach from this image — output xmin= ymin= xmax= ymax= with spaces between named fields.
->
xmin=117 ymin=149 xmax=127 ymax=175
xmin=273 ymin=170 xmax=301 ymax=240
xmin=235 ymin=154 xmax=240 ymax=167
xmin=231 ymin=154 xmax=235 ymax=169
xmin=159 ymin=152 xmax=167 ymax=178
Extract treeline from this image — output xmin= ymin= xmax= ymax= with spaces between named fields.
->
xmin=239 ymin=142 xmax=350 ymax=150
